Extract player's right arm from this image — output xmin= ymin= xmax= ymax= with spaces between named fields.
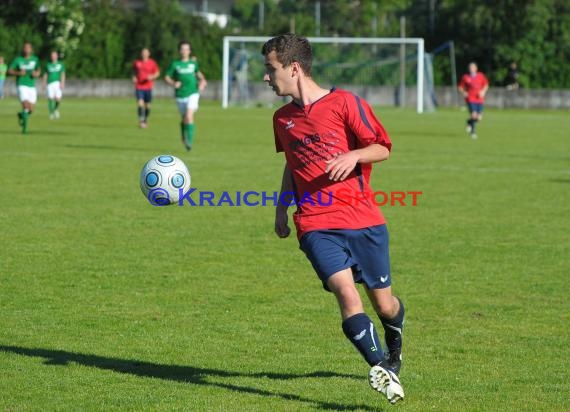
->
xmin=457 ymin=76 xmax=468 ymax=98
xmin=275 ymin=164 xmax=292 ymax=238
xmin=7 ymin=59 xmax=25 ymax=77
xmin=132 ymin=61 xmax=138 ymax=83
xmin=164 ymin=63 xmax=180 ymax=89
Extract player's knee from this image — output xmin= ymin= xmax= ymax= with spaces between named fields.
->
xmin=375 ymin=296 xmax=398 ymax=318
xmin=335 ymin=286 xmax=363 ymax=314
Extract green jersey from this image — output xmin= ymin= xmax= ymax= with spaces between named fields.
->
xmin=46 ymin=61 xmax=65 ymax=84
xmin=9 ymin=55 xmax=40 ymax=87
xmin=0 ymin=63 xmax=7 ymax=80
xmin=166 ymin=59 xmax=200 ymax=98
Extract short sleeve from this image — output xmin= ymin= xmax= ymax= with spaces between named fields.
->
xmin=344 ymin=93 xmax=392 ymax=152
xmin=9 ymin=58 xmax=19 ymax=71
xmin=273 ymin=113 xmax=284 ymax=153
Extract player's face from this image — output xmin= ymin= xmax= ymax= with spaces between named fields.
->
xmin=469 ymin=63 xmax=478 ymax=75
xmin=264 ymin=51 xmax=293 ymax=97
xmin=180 ymin=44 xmax=191 ymax=60
xmin=50 ymin=52 xmax=58 ymax=62
xmin=23 ymin=43 xmax=33 ymax=56
xmin=141 ymin=48 xmax=150 ymax=60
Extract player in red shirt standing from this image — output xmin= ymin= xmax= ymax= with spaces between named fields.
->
xmin=458 ymin=62 xmax=489 ymax=139
xmin=262 ymin=34 xmax=405 ymax=405
xmin=132 ymin=48 xmax=160 ymax=128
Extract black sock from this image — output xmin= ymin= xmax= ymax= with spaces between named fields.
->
xmin=137 ymin=107 xmax=144 ymax=121
xmin=471 ymin=119 xmax=478 ymax=132
xmin=144 ymin=108 xmax=150 ymax=121
xmin=342 ymin=313 xmax=384 ymax=366
xmin=380 ymin=297 xmax=405 ymax=352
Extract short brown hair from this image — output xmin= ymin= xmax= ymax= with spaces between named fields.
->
xmin=261 ymin=34 xmax=312 ymax=76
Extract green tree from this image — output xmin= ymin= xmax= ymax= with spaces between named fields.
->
xmin=128 ymin=0 xmax=225 ymax=80
xmin=0 ymin=0 xmax=43 ymax=60
xmin=43 ymin=0 xmax=85 ymax=58
xmin=65 ymin=0 xmax=131 ymax=78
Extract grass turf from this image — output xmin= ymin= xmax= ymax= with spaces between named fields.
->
xmin=1 ymin=97 xmax=569 ymax=411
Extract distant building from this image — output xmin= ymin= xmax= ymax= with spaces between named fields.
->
xmin=126 ymin=0 xmax=234 ymax=28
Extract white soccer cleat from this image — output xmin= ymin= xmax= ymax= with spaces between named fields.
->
xmin=369 ymin=364 xmax=405 ymax=405
xmin=54 ymin=110 xmax=60 ymax=119
xmin=466 ymin=124 xmax=472 ymax=134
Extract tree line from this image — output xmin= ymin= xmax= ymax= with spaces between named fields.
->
xmin=1 ymin=0 xmax=569 ymax=88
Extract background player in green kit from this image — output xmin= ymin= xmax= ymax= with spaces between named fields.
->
xmin=7 ymin=42 xmax=41 ymax=134
xmin=164 ymin=40 xmax=207 ymax=151
xmin=43 ymin=51 xmax=66 ymax=119
xmin=0 ymin=56 xmax=7 ymax=99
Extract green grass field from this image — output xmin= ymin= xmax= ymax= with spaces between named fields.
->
xmin=1 ymin=97 xmax=569 ymax=411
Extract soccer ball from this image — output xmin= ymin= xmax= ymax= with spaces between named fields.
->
xmin=140 ymin=155 xmax=191 ymax=206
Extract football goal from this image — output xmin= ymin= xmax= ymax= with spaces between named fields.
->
xmin=222 ymin=36 xmax=427 ymax=113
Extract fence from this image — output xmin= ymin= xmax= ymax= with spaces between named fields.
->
xmin=2 ymin=79 xmax=569 ymax=109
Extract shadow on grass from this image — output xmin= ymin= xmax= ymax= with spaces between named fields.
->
xmin=0 ymin=345 xmax=383 ymax=411
xmin=549 ymin=177 xmax=570 ymax=184
xmin=64 ymin=143 xmax=150 ymax=152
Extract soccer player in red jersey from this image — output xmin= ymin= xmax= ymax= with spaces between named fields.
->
xmin=262 ymin=34 xmax=405 ymax=405
xmin=458 ymin=62 xmax=489 ymax=139
xmin=132 ymin=48 xmax=160 ymax=128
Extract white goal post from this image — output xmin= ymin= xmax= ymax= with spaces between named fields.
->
xmin=222 ymin=36 xmax=425 ymax=113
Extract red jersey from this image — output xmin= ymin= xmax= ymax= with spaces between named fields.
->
xmin=273 ymin=88 xmax=392 ymax=238
xmin=133 ymin=58 xmax=159 ymax=90
xmin=458 ymin=72 xmax=489 ymax=104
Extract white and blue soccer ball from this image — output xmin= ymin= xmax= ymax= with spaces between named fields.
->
xmin=140 ymin=155 xmax=191 ymax=206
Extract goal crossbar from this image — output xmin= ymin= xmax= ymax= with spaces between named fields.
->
xmin=222 ymin=36 xmax=425 ymax=113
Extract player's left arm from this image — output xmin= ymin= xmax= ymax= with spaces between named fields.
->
xmin=479 ymin=75 xmax=489 ymax=98
xmin=61 ymin=69 xmax=66 ymax=89
xmin=326 ymin=96 xmax=391 ymax=181
xmin=326 ymin=144 xmax=389 ymax=182
xmin=150 ymin=61 xmax=160 ymax=80
xmin=31 ymin=59 xmax=41 ymax=78
xmin=197 ymin=71 xmax=207 ymax=92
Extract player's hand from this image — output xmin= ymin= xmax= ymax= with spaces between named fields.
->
xmin=174 ymin=81 xmax=181 ymax=89
xmin=275 ymin=210 xmax=291 ymax=238
xmin=325 ymin=152 xmax=359 ymax=181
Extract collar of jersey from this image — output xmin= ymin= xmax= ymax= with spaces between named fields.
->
xmin=292 ymin=86 xmax=337 ymax=112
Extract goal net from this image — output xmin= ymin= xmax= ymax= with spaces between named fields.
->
xmin=222 ymin=36 xmax=429 ymax=113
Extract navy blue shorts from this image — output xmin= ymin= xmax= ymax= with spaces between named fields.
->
xmin=467 ymin=102 xmax=483 ymax=113
xmin=136 ymin=89 xmax=153 ymax=103
xmin=299 ymin=224 xmax=391 ymax=291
